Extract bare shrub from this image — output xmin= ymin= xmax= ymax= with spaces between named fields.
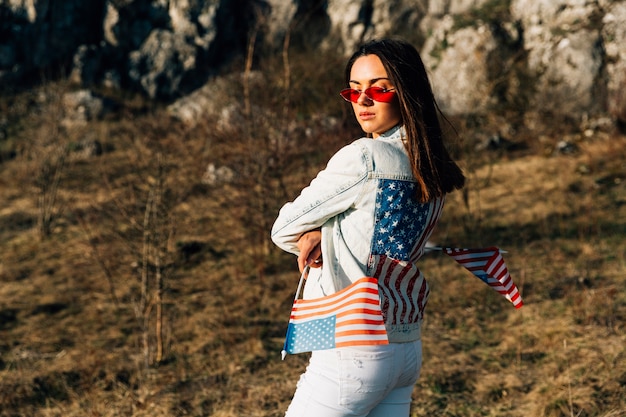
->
xmin=80 ymin=106 xmax=205 ymax=369
xmin=13 ymin=82 xmax=72 ymax=240
xmin=196 ymin=30 xmax=353 ymax=278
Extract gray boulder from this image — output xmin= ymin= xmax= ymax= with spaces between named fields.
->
xmin=511 ymin=0 xmax=605 ymax=117
xmin=128 ymin=29 xmax=197 ymax=100
xmin=1 ymin=0 xmax=625 ymax=131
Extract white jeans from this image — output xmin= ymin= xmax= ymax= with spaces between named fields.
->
xmin=285 ymin=340 xmax=422 ymax=417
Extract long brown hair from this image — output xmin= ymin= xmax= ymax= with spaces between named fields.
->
xmin=345 ymin=38 xmax=465 ymax=202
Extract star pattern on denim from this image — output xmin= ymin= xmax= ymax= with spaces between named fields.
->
xmin=372 ymin=180 xmax=430 ymax=260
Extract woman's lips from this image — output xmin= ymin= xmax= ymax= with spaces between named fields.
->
xmin=359 ymin=112 xmax=375 ymax=120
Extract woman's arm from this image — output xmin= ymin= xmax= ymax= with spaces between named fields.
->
xmin=271 ymin=142 xmax=369 ymax=255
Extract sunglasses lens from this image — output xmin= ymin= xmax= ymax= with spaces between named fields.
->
xmin=340 ymin=87 xmax=396 ymax=103
xmin=340 ymin=88 xmax=360 ymax=103
xmin=365 ymin=87 xmax=396 ymax=103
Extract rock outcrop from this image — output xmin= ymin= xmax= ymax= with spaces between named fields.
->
xmin=1 ymin=0 xmax=624 ymax=126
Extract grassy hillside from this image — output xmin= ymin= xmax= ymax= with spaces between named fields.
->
xmin=0 ymin=72 xmax=625 ymax=417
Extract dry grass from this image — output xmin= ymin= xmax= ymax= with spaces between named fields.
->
xmin=0 ymin=71 xmax=625 ymax=417
xmin=414 ymin=130 xmax=626 ymax=417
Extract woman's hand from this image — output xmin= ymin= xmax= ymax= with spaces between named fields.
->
xmin=296 ymin=229 xmax=322 ymax=273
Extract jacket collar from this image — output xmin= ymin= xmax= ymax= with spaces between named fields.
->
xmin=377 ymin=124 xmax=405 ymax=141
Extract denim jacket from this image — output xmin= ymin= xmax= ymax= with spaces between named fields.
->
xmin=271 ymin=125 xmax=445 ymax=343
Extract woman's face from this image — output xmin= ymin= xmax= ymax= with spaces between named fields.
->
xmin=348 ymin=54 xmax=402 ymax=138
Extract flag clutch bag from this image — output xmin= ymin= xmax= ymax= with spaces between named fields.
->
xmin=281 ymin=266 xmax=388 ymax=359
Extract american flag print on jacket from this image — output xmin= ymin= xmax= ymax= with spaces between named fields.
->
xmin=281 ymin=180 xmax=444 ymax=357
xmin=369 ymin=180 xmax=444 ymax=327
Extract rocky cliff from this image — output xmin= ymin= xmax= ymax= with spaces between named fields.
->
xmin=1 ymin=0 xmax=625 ymax=127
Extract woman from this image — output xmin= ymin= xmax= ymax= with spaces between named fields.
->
xmin=271 ymin=38 xmax=465 ymax=417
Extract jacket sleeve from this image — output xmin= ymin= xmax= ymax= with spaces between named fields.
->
xmin=270 ymin=141 xmax=370 ymax=255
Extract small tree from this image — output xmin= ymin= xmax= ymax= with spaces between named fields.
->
xmin=35 ymin=142 xmax=68 ymax=239
xmin=137 ymin=154 xmax=172 ymax=366
xmin=92 ymin=135 xmax=183 ymax=368
xmin=20 ymin=82 xmax=72 ymax=240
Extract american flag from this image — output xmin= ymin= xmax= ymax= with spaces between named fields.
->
xmin=282 ymin=272 xmax=388 ymax=359
xmin=369 ymin=180 xmax=443 ymax=328
xmin=373 ymin=255 xmax=429 ymax=325
xmin=444 ymin=247 xmax=523 ymax=308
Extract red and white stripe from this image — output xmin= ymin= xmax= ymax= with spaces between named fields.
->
xmin=290 ymin=277 xmax=389 ymax=347
xmin=445 ymin=247 xmax=523 ymax=308
xmin=373 ymin=256 xmax=430 ymax=325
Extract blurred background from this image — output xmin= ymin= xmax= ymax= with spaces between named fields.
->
xmin=1 ymin=1 xmax=625 ymax=416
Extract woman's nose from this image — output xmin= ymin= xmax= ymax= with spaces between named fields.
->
xmin=356 ymin=91 xmax=373 ymax=105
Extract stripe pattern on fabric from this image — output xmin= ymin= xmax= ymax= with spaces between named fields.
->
xmin=373 ymin=256 xmax=429 ymax=325
xmin=444 ymin=247 xmax=524 ymax=308
xmin=283 ymin=277 xmax=388 ymax=355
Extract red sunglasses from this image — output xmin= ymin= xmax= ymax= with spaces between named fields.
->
xmin=339 ymin=86 xmax=396 ymax=103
